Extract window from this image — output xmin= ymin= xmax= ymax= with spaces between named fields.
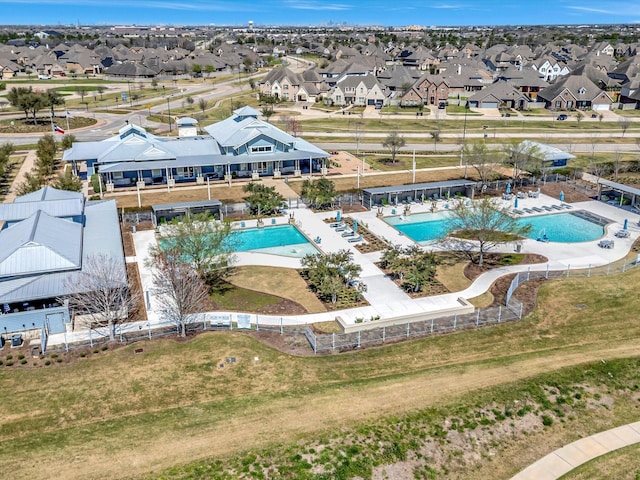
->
xmin=113 ymin=171 xmax=123 ymax=179
xmin=555 ymin=100 xmax=562 ymax=109
xmin=151 ymin=169 xmax=162 ymax=177
xmin=283 ymin=84 xmax=289 ymax=90
xmin=578 ymin=87 xmax=586 ymax=95
xmin=177 ymin=167 xmax=195 ymax=178
xmin=250 ymin=145 xmax=274 ymax=154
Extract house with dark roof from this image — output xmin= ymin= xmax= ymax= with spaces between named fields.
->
xmin=63 ymin=107 xmax=330 ymax=188
xmin=0 ymin=187 xmax=124 ymax=340
xmin=537 ymin=74 xmax=613 ymax=111
xmin=467 ymin=81 xmax=531 ymax=109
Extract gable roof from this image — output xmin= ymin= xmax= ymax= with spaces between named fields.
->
xmin=0 ymin=210 xmax=82 ymax=278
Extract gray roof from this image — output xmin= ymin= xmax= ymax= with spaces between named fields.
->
xmin=364 ymin=180 xmax=476 ymax=195
xmin=598 ymin=179 xmax=640 ymax=198
xmin=14 ymin=186 xmax=83 ymax=203
xmin=0 ymin=197 xmax=83 ymax=223
xmin=518 ymin=140 xmax=576 ymax=161
xmin=152 ymin=200 xmax=222 ymax=212
xmin=0 ymin=210 xmax=83 ymax=278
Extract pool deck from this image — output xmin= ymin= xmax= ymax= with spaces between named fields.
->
xmin=45 ymin=192 xmax=640 ymax=349
xmin=140 ymin=192 xmax=639 ymax=327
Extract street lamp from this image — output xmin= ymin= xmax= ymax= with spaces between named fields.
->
xmin=459 ymin=102 xmax=468 ymax=168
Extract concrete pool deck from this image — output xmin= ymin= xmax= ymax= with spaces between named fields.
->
xmin=128 ymin=192 xmax=640 ymax=329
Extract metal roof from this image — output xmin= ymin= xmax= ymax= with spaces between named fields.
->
xmin=363 ymin=180 xmax=477 ymax=195
xmin=13 ymin=186 xmax=83 ymax=203
xmin=518 ymin=140 xmax=576 ymax=162
xmin=0 ymin=210 xmax=83 ymax=278
xmin=152 ymin=200 xmax=222 ymax=212
xmin=598 ymin=179 xmax=640 ymax=197
xmin=0 ymin=198 xmax=83 ymax=222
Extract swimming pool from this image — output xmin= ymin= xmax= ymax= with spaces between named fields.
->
xmin=385 ymin=211 xmax=607 ymax=244
xmin=231 ymin=224 xmax=318 ymax=257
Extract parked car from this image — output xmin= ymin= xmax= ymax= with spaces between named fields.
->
xmin=438 ymin=102 xmax=446 ymax=109
xmin=38 ymin=74 xmax=51 ymax=80
xmin=557 ymin=114 xmax=568 ymax=120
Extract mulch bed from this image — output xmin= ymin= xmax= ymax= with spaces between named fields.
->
xmin=464 ymin=253 xmax=548 ymax=283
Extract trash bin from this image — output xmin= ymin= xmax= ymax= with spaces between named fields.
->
xmin=131 ymin=225 xmax=136 ymax=233
xmin=515 ymin=244 xmax=522 ymax=253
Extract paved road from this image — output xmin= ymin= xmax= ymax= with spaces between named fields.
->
xmin=511 ymin=421 xmax=640 ymax=480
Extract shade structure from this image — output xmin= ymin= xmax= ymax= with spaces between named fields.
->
xmin=336 ymin=210 xmax=341 ymax=221
xmin=353 ymin=219 xmax=358 ymax=233
xmin=506 ymin=183 xmax=511 ymax=194
xmin=514 ymin=198 xmax=519 ymax=209
xmin=560 ymin=191 xmax=565 ymax=202
xmin=624 ymin=219 xmax=628 ymax=230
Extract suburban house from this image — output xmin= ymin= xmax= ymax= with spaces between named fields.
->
xmin=62 ymin=106 xmax=330 ymax=188
xmin=327 ymin=73 xmax=386 ymax=106
xmin=0 ymin=187 xmax=124 ymax=339
xmin=399 ymin=73 xmax=450 ymax=107
xmin=467 ymin=81 xmax=531 ymax=109
xmin=536 ymin=74 xmax=613 ymax=111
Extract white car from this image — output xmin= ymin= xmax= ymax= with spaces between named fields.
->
xmin=38 ymin=74 xmax=51 ymax=80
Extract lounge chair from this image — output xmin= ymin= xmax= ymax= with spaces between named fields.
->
xmin=335 ymin=225 xmax=347 ymax=232
xmin=347 ymin=235 xmax=363 ymax=243
xmin=615 ymin=230 xmax=630 ymax=238
xmin=342 ymin=230 xmax=355 ymax=237
xmin=598 ymin=240 xmax=615 ymax=249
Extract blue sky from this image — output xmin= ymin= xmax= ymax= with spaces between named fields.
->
xmin=1 ymin=0 xmax=639 ymax=26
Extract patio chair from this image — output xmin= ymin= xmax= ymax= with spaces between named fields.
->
xmin=342 ymin=230 xmax=355 ymax=237
xmin=615 ymin=230 xmax=630 ymax=238
xmin=348 ymin=235 xmax=363 ymax=243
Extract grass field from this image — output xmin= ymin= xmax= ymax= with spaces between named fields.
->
xmin=2 ymin=265 xmax=640 ymax=479
xmin=560 ymin=443 xmax=640 ymax=479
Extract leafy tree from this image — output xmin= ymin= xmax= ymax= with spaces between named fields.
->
xmin=35 ymin=134 xmax=58 ymax=180
xmin=75 ymin=86 xmax=88 ymax=103
xmin=43 ymin=89 xmax=64 ymax=118
xmin=382 ymin=130 xmax=405 ymax=164
xmin=61 ymin=254 xmax=138 ymax=342
xmin=192 ymin=64 xmax=202 ymax=77
xmin=97 ymin=86 xmax=106 ymax=100
xmin=449 ymin=197 xmax=532 ymax=266
xmin=249 ymin=78 xmax=256 ymax=91
xmin=146 ymin=246 xmax=209 ymax=337
xmin=0 ymin=142 xmax=14 ymax=180
xmin=301 ymin=250 xmax=365 ymax=304
xmin=14 ymin=171 xmax=44 ymax=196
xmin=575 ymin=111 xmax=584 ymax=124
xmin=159 ymin=212 xmax=235 ymax=281
xmin=261 ymin=105 xmax=274 ymax=121
xmin=243 ymin=182 xmax=285 ymax=217
xmin=503 ymin=140 xmax=539 ymax=181
xmin=301 ymin=177 xmax=336 ymax=210
xmin=60 ymin=134 xmax=77 ymax=151
xmin=379 ymin=244 xmax=437 ymax=292
xmin=151 ymin=79 xmax=158 ymax=90
xmin=243 ymin=56 xmax=254 ymax=72
xmin=7 ymin=86 xmax=32 ymax=120
xmin=430 ymin=129 xmax=441 ymax=152
xmin=54 ymin=169 xmax=82 ymax=192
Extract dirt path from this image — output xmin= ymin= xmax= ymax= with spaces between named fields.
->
xmin=8 ymin=340 xmax=640 ymax=480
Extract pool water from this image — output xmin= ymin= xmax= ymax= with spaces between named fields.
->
xmin=386 ymin=211 xmax=606 ymax=244
xmin=231 ymin=225 xmax=318 ymax=257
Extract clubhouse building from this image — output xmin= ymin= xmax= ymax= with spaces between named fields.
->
xmin=62 ymin=106 xmax=331 ymax=189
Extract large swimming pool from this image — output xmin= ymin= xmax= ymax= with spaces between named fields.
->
xmin=230 ymin=224 xmax=318 ymax=257
xmin=385 ymin=211 xmax=607 ymax=244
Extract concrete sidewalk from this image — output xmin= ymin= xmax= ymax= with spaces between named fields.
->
xmin=510 ymin=421 xmax=640 ymax=480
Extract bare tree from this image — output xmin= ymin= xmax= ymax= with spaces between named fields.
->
xmin=382 ymin=130 xmax=405 ymax=164
xmin=611 ymin=149 xmax=626 ymax=181
xmin=430 ymin=129 xmax=441 ymax=152
xmin=618 ymin=117 xmax=632 ymax=137
xmin=62 ymin=254 xmax=138 ymax=341
xmin=464 ymin=142 xmax=495 ymax=187
xmin=147 ymin=246 xmax=209 ymax=337
xmin=286 ymin=116 xmax=302 ymax=137
xmin=503 ymin=140 xmax=539 ymax=181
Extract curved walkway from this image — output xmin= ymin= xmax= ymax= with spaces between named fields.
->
xmin=510 ymin=421 xmax=640 ymax=480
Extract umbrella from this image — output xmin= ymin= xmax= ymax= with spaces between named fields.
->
xmin=624 ymin=219 xmax=628 ymax=230
xmin=506 ymin=183 xmax=511 ymax=194
xmin=559 ymin=191 xmax=565 ymax=202
xmin=353 ymin=219 xmax=358 ymax=233
xmin=514 ymin=198 xmax=519 ymax=209
xmin=336 ymin=210 xmax=341 ymax=222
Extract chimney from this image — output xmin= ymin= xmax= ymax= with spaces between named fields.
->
xmin=457 ymin=64 xmax=461 ymax=75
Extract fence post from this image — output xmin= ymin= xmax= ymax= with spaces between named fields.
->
xmin=498 ymin=306 xmax=502 ymax=323
xmin=357 ymin=330 xmax=361 ymax=348
xmin=64 ymin=332 xmax=69 ymax=352
xmin=406 ymin=321 xmax=410 ymax=337
xmin=546 ymin=264 xmax=549 ymax=279
xmin=527 ymin=267 xmax=530 ymax=281
xmin=623 ymin=259 xmax=627 ymax=272
xmin=607 ymin=263 xmax=611 ymax=275
xmin=476 ymin=309 xmax=480 ymax=326
xmin=566 ymin=264 xmax=570 ymax=278
xmin=312 ymin=327 xmax=317 ymax=354
xmin=588 ymin=264 xmax=591 ymax=277
xmin=89 ymin=327 xmax=93 ymax=347
xmin=453 ymin=315 xmax=457 ymax=330
xmin=147 ymin=322 xmax=151 ymax=340
xmin=382 ymin=326 xmax=386 ymax=343
xmin=430 ymin=318 xmax=434 ymax=334
xmin=332 ymin=332 xmax=335 ymax=351
xmin=256 ymin=315 xmax=259 ymax=331
xmin=519 ymin=302 xmax=524 ymax=319
xmin=280 ymin=317 xmax=283 ymax=335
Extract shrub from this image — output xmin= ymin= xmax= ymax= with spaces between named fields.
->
xmin=44 ymin=360 xmax=51 ymax=366
xmin=20 ymin=359 xmax=27 ymax=365
xmin=101 ymin=345 xmax=108 ymax=351
xmin=541 ymin=415 xmax=554 ymax=426
xmin=6 ymin=354 xmax=12 ymax=360
xmin=5 ymin=361 xmax=13 ymax=367
xmin=17 ymin=354 xmax=25 ymax=360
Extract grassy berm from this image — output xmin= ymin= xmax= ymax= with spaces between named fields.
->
xmin=1 ymin=266 xmax=640 ymax=479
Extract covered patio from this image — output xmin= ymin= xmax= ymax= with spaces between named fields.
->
xmin=362 ymin=180 xmax=477 ymax=209
xmin=597 ymin=179 xmax=640 ymax=210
